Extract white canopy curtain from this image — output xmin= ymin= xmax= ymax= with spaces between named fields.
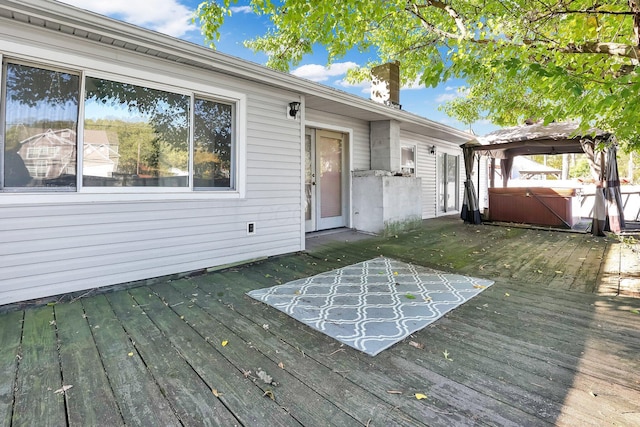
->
xmin=462 ymin=122 xmax=625 ymax=236
xmin=461 ymin=143 xmax=481 ymax=224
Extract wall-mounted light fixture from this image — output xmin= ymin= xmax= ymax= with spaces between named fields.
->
xmin=288 ymin=101 xmax=301 ymax=119
xmin=429 ymin=145 xmax=436 ymax=155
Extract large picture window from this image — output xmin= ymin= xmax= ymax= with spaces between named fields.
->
xmin=1 ymin=61 xmax=239 ymax=193
xmin=2 ymin=63 xmax=79 ymax=189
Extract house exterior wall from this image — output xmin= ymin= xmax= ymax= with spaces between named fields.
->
xmin=401 ymin=131 xmax=465 ymax=219
xmin=0 ymin=20 xmax=303 ymax=305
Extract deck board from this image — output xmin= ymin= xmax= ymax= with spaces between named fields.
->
xmin=12 ymin=307 xmax=66 ymax=427
xmin=1 ymin=217 xmax=640 ymax=426
xmin=0 ymin=310 xmax=22 ymax=427
xmin=54 ymin=301 xmax=123 ymax=426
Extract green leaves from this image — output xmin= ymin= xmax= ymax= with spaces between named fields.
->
xmin=195 ymin=0 xmax=640 ymax=149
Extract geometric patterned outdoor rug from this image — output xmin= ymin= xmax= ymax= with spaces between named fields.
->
xmin=247 ymin=257 xmax=494 ymax=356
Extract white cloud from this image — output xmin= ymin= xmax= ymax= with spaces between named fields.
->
xmin=291 ymin=62 xmax=359 ymax=82
xmin=435 ymin=86 xmax=468 ymax=103
xmin=402 ymin=77 xmax=424 ymax=90
xmin=230 ymin=6 xmax=253 ymax=14
xmin=435 ymin=93 xmax=460 ymax=103
xmin=59 ymin=0 xmax=197 ymax=38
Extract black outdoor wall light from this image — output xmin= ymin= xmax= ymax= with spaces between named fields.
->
xmin=429 ymin=145 xmax=436 ymax=154
xmin=289 ymin=101 xmax=301 ymax=118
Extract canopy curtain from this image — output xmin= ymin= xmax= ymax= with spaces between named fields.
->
xmin=580 ymin=138 xmax=624 ymax=235
xmin=460 ymin=144 xmax=482 ymax=224
xmin=500 ymin=157 xmax=514 ymax=187
xmin=605 ymin=144 xmax=625 ymax=232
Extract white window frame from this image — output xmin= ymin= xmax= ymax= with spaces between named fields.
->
xmin=400 ymin=143 xmax=417 ymax=176
xmin=0 ymin=54 xmax=247 ymax=204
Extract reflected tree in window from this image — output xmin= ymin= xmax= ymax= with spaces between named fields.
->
xmin=83 ymin=77 xmax=189 ymax=187
xmin=3 ymin=63 xmax=79 ymax=188
xmin=193 ymin=98 xmax=233 ymax=188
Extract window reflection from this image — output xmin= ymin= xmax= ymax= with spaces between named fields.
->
xmin=3 ymin=63 xmax=79 ymax=188
xmin=83 ymin=77 xmax=189 ymax=187
xmin=193 ymin=98 xmax=233 ymax=189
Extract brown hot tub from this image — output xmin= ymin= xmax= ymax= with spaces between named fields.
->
xmin=488 ymin=187 xmax=579 ymax=228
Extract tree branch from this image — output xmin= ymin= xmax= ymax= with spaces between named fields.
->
xmin=409 ymin=0 xmax=468 ymax=39
xmin=559 ymin=41 xmax=640 ymax=59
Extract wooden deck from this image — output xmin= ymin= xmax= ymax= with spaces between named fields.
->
xmin=1 ymin=217 xmax=640 ymax=426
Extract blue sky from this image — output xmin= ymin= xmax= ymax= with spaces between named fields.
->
xmin=59 ymin=0 xmax=497 ymax=135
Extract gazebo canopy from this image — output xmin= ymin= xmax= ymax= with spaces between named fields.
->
xmin=459 ymin=121 xmax=623 ymax=235
xmin=463 ymin=121 xmax=612 ymax=159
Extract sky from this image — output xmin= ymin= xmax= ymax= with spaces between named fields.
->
xmin=58 ymin=0 xmax=498 ymax=135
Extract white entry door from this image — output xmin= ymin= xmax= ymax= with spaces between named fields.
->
xmin=305 ymin=129 xmax=347 ymax=232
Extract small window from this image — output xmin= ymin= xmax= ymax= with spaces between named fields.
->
xmin=401 ymin=145 xmax=416 ymax=175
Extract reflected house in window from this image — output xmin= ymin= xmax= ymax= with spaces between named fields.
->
xmin=17 ymin=129 xmax=76 ymax=181
xmin=83 ymin=129 xmax=120 ymax=178
xmin=16 ymin=128 xmax=120 ymax=182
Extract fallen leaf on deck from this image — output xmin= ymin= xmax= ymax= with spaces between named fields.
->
xmin=49 ymin=320 xmax=56 ymax=326
xmin=424 ymin=297 xmax=432 ymax=302
xmin=443 ymin=350 xmax=453 ymax=361
xmin=54 ymin=385 xmax=73 ymax=395
xmin=504 ymin=292 xmax=510 ymax=297
xmin=212 ymin=388 xmax=221 ymax=397
xmin=294 ymin=290 xmax=301 ymax=295
xmin=262 ymin=324 xmax=270 ymax=330
xmin=555 ymin=270 xmax=563 ymax=274
xmin=278 ymin=362 xmax=285 ymax=369
xmin=386 ymin=390 xmax=403 ymax=394
xmin=128 ymin=352 xmax=134 ymax=357
xmin=393 ymin=271 xmax=399 ymax=276
xmin=630 ymin=309 xmax=639 ymax=315
xmin=263 ymin=390 xmax=275 ymax=400
xmin=221 ymin=340 xmax=228 ymax=347
xmin=473 ymin=284 xmax=486 ymax=289
xmin=405 ymin=294 xmax=416 ymax=300
xmin=415 ymin=393 xmax=428 ymax=400
xmin=409 ymin=341 xmax=424 ymax=349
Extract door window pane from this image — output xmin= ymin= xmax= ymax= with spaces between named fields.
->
xmin=305 ymin=134 xmax=312 ymax=221
xmin=319 ymin=135 xmax=342 ymax=218
xmin=447 ymin=155 xmax=459 ymax=211
xmin=83 ymin=77 xmax=189 ymax=187
xmin=439 ymin=153 xmax=459 ymax=212
xmin=3 ymin=63 xmax=79 ymax=188
xmin=193 ymin=98 xmax=233 ymax=189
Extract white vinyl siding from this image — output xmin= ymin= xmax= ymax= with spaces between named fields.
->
xmin=401 ymin=131 xmax=464 ymax=219
xmin=0 ymin=21 xmax=303 ymax=305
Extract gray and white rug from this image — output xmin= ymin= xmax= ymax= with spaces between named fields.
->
xmin=247 ymin=257 xmax=494 ymax=356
